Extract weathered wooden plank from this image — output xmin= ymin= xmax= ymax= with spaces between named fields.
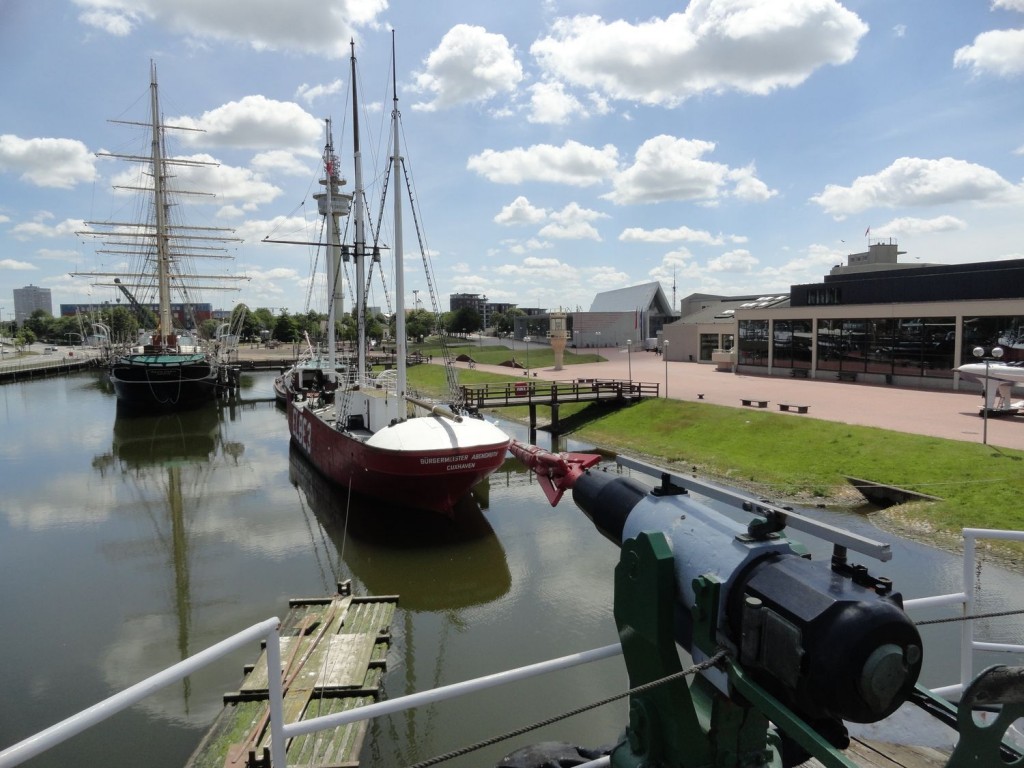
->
xmin=320 ymin=634 xmax=376 ymax=687
xmin=286 ymin=695 xmax=376 ymax=767
xmin=804 ymin=738 xmax=949 ymax=768
xmin=241 ymin=597 xmax=354 ymax=692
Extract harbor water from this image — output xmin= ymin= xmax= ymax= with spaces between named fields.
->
xmin=2 ymin=370 xmax=1023 ymax=767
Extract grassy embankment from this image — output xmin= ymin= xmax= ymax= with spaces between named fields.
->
xmin=408 ymin=342 xmax=1024 ymax=562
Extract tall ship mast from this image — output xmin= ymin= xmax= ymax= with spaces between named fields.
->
xmin=285 ymin=38 xmax=510 ymax=517
xmin=73 ymin=62 xmax=246 ymax=411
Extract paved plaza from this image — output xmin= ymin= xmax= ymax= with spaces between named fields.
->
xmin=460 ymin=346 xmax=1024 ymax=452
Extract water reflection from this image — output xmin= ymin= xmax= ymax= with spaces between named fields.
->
xmin=288 ymin=445 xmax=512 ymax=612
xmin=90 ymin=409 xmax=246 ymax=716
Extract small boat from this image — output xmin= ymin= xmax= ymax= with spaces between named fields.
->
xmin=273 ymin=333 xmax=344 ymax=405
xmin=286 ymin=40 xmax=510 ymax=516
xmin=957 ymin=360 xmax=1024 ymax=414
xmin=74 ymin=62 xmax=245 ymax=412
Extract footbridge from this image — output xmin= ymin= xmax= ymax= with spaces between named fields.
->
xmin=459 ymin=378 xmax=659 ymax=433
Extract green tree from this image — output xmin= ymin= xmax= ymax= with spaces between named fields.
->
xmin=272 ymin=311 xmax=298 ymax=342
xmin=492 ymin=308 xmax=524 ymax=337
xmin=200 ymin=319 xmax=220 ymax=339
xmin=447 ymin=306 xmax=480 ymax=337
xmin=25 ymin=309 xmax=53 ymax=341
xmin=365 ymin=312 xmax=386 ymax=345
xmin=338 ymin=312 xmax=357 ymax=342
xmin=229 ymin=304 xmax=259 ymax=341
xmin=296 ymin=310 xmax=326 ymax=343
xmin=251 ymin=307 xmax=276 ymax=341
xmin=402 ymin=308 xmax=435 ymax=342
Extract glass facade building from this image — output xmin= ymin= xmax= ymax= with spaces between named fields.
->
xmin=737 ymin=309 xmax=1024 ymax=386
xmin=721 ymin=248 xmax=1024 ymax=389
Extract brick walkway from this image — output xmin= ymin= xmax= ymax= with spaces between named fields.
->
xmin=459 ymin=349 xmax=1024 ymax=452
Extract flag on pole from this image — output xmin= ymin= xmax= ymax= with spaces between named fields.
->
xmin=634 ymin=307 xmax=638 ymax=329
xmin=864 ymin=226 xmax=871 ymax=237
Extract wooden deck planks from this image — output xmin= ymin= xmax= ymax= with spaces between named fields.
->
xmin=240 ymin=633 xmax=374 ymax=694
xmin=805 ymin=738 xmax=949 ymax=768
xmin=186 ymin=592 xmax=397 ymax=768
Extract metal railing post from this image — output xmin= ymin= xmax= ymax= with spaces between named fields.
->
xmin=265 ymin=623 xmax=286 ymax=768
xmin=961 ymin=530 xmax=977 ymax=693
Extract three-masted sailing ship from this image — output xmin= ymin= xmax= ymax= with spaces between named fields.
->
xmin=74 ymin=62 xmax=245 ymax=411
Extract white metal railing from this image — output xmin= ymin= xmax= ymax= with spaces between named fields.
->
xmin=4 ymin=528 xmax=1023 ymax=767
xmin=903 ymin=527 xmax=1024 ymax=698
xmin=0 ymin=619 xmax=619 ymax=768
xmin=0 ymin=350 xmax=98 ymax=375
xmin=279 ymin=643 xmax=623 ymax=741
xmin=0 ymin=617 xmax=283 ymax=768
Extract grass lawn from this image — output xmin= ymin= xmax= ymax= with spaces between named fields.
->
xmin=411 ymin=339 xmax=604 ymax=368
xmin=407 ymin=361 xmax=1024 ymax=562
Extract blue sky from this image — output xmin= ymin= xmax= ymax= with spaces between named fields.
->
xmin=1 ymin=0 xmax=1023 ymax=322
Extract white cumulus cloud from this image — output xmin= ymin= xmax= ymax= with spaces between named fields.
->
xmin=707 ymin=248 xmax=759 ymax=273
xmin=494 ymin=196 xmax=548 ymax=226
xmin=468 ymin=140 xmax=619 ymax=186
xmin=810 ymin=156 xmax=1024 ymax=216
xmin=954 ymin=28 xmax=1024 ymax=77
xmin=530 ymin=0 xmax=868 ymax=107
xmin=0 ymin=135 xmax=97 ymax=189
xmin=412 ymin=25 xmax=524 ymax=111
xmin=537 ymin=202 xmax=608 ymax=241
xmin=873 ymin=215 xmax=967 ymax=237
xmin=607 ymin=135 xmax=775 ymax=205
xmin=619 ymin=225 xmax=744 ymax=245
xmin=528 ymin=81 xmax=585 ymax=125
xmin=73 ymin=0 xmax=386 ymax=57
xmin=170 ymin=96 xmax=323 ymax=150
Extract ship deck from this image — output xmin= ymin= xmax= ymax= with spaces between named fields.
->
xmin=185 ymin=589 xmax=397 ymax=768
xmin=805 ymin=739 xmax=948 ymax=767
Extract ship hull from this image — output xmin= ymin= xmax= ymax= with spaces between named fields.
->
xmin=287 ymin=400 xmax=510 ymax=516
xmin=110 ymin=353 xmax=218 ymax=411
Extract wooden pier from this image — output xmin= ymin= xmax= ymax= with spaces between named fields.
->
xmin=186 ymin=587 xmax=398 ymax=768
xmin=460 ymin=378 xmax=659 ymax=432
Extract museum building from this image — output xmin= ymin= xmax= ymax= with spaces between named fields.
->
xmin=662 ymin=241 xmax=1024 ymax=391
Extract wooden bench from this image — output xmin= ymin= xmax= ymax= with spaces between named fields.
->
xmin=741 ymin=398 xmax=769 ymax=408
xmin=790 ymin=368 xmax=809 ymax=378
xmin=778 ymin=403 xmax=810 ymax=414
xmin=836 ymin=370 xmax=858 ymax=382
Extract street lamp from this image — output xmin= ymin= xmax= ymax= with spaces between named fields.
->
xmin=972 ymin=345 xmax=1005 ymax=445
xmin=524 ymin=335 xmax=532 ymax=374
xmin=663 ymin=339 xmax=669 ymax=397
xmin=595 ymin=330 xmax=601 ymax=351
xmin=626 ymin=339 xmax=632 ymax=382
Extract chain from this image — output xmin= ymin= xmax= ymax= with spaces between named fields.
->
xmin=916 ymin=607 xmax=1024 ymax=626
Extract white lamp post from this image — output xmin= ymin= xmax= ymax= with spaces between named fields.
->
xmin=663 ymin=339 xmax=669 ymax=397
xmin=972 ymin=345 xmax=1004 ymax=445
xmin=524 ymin=335 xmax=532 ymax=373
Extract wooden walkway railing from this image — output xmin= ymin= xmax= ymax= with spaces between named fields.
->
xmin=460 ymin=378 xmax=659 ymax=434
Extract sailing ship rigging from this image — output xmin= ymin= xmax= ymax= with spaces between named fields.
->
xmin=73 ymin=61 xmax=247 ymax=411
xmin=282 ymin=38 xmax=509 ymax=516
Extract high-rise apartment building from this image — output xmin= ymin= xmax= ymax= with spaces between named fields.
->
xmin=13 ymin=284 xmax=53 ymax=326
